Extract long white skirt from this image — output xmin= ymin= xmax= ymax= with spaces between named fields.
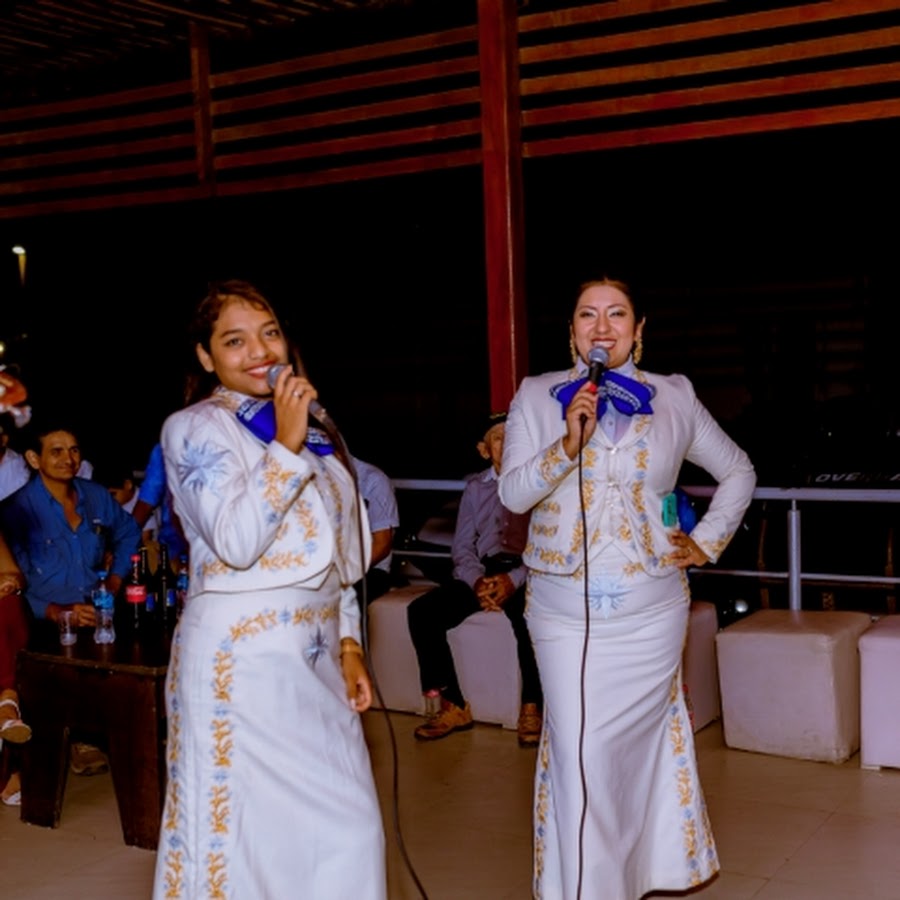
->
xmin=527 ymin=557 xmax=718 ymax=900
xmin=152 ymin=578 xmax=386 ymax=900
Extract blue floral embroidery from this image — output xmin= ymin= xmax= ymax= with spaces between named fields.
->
xmin=177 ymin=439 xmax=229 ymax=494
xmin=587 ymin=574 xmax=628 ymax=618
xmin=304 ymin=627 xmax=329 ymax=667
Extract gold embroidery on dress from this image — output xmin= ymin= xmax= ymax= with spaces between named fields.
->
xmin=261 ymin=456 xmax=299 ymax=514
xmin=199 ymin=600 xmax=340 ymax=898
xmin=536 ymin=548 xmax=568 ymax=567
xmin=533 ymin=731 xmax=551 ymax=893
xmin=161 ymin=634 xmax=185 ymax=897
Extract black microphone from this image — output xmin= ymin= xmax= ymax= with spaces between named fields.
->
xmin=266 ymin=363 xmax=334 ymax=430
xmin=579 ymin=346 xmax=610 ymax=430
xmin=587 ymin=346 xmax=609 ymax=387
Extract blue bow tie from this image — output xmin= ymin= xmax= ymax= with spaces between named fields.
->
xmin=550 ymin=371 xmax=655 ymax=418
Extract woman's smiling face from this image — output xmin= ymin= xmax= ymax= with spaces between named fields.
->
xmin=195 ymin=298 xmax=289 ymax=397
xmin=571 ymin=283 xmax=644 ymax=370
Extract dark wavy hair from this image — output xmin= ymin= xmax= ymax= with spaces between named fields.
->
xmin=183 ymin=279 xmax=305 ymax=406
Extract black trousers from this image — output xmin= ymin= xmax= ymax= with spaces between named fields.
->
xmin=406 ymin=579 xmax=542 ymax=709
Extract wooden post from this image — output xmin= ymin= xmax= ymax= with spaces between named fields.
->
xmin=478 ymin=0 xmax=527 ymax=412
xmin=190 ymin=23 xmax=215 ymax=196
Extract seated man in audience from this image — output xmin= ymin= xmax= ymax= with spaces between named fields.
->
xmin=96 ymin=460 xmax=158 ymax=546
xmin=352 ymin=454 xmax=400 ymax=606
xmin=130 ymin=441 xmax=188 ymax=567
xmin=0 ymin=417 xmax=141 ymax=776
xmin=406 ymin=412 xmax=543 ymax=746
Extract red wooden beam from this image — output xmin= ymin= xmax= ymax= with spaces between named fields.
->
xmin=478 ymin=0 xmax=528 ymax=414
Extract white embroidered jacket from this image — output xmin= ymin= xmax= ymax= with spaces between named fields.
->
xmin=498 ymin=367 xmax=756 ymax=577
xmin=161 ymin=388 xmax=371 ymax=640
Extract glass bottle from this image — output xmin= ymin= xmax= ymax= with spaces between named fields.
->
xmin=175 ymin=554 xmax=189 ymax=620
xmin=157 ymin=542 xmax=176 ymax=633
xmin=140 ymin=544 xmax=156 ymax=617
xmin=124 ymin=552 xmax=148 ymax=635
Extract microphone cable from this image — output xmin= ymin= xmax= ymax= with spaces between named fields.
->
xmin=337 ymin=426 xmax=430 ymax=900
xmin=278 ymin=355 xmax=431 ymax=899
xmin=574 ymin=414 xmax=592 ymax=900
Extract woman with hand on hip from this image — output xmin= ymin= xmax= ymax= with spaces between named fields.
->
xmin=499 ymin=277 xmax=756 ymax=900
xmin=152 ymin=280 xmax=385 ymax=900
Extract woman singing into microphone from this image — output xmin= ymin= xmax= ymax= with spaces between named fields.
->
xmin=499 ymin=277 xmax=756 ymax=899
xmin=152 ymin=280 xmax=385 ymax=900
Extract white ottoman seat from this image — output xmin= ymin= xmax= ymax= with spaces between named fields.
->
xmin=683 ymin=600 xmax=720 ymax=732
xmin=366 ymin=582 xmax=522 ymax=729
xmin=716 ymin=609 xmax=871 ymax=763
xmin=859 ymin=614 xmax=900 ymax=770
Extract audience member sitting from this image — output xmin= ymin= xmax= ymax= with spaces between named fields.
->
xmin=95 ymin=460 xmax=158 ymax=546
xmin=130 ymin=441 xmax=188 ymax=568
xmin=352 ymin=455 xmax=400 ymax=606
xmin=0 ymin=413 xmax=29 ymax=502
xmin=0 ymin=416 xmax=142 ymax=777
xmin=406 ymin=412 xmax=543 ymax=746
xmin=0 ymin=531 xmax=30 ymax=806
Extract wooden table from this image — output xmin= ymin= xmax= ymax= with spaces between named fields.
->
xmin=16 ymin=624 xmax=169 ymax=850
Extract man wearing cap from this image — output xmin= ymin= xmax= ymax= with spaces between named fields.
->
xmin=406 ymin=412 xmax=543 ymax=746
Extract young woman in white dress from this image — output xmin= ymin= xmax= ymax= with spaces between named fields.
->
xmin=152 ymin=280 xmax=385 ymax=900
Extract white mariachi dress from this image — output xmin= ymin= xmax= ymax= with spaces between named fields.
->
xmin=152 ymin=387 xmax=385 ymax=900
xmin=499 ymin=362 xmax=756 ymax=900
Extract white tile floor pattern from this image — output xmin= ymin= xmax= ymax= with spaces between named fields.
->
xmin=3 ymin=712 xmax=900 ymax=899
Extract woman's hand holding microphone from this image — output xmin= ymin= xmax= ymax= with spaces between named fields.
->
xmin=269 ymin=365 xmax=318 ymax=454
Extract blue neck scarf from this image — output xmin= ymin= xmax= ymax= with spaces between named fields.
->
xmin=550 ymin=367 xmax=655 ymax=419
xmin=233 ymin=396 xmax=334 ymax=455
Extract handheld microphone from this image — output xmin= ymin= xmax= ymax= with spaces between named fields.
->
xmin=579 ymin=346 xmax=610 ymax=429
xmin=266 ymin=363 xmax=335 ymax=432
xmin=587 ymin=346 xmax=609 ymax=387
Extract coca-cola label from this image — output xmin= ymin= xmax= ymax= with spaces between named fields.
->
xmin=125 ymin=584 xmax=147 ymax=605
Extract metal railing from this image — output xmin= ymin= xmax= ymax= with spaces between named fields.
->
xmin=392 ymin=481 xmax=900 ymax=611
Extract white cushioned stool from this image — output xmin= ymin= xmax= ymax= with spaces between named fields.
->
xmin=366 ymin=582 xmax=522 ymax=729
xmin=683 ymin=600 xmax=720 ymax=732
xmin=859 ymin=614 xmax=900 ymax=770
xmin=716 ymin=609 xmax=871 ymax=762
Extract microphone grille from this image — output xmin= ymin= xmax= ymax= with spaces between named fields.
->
xmin=265 ymin=363 xmax=289 ymax=389
xmin=588 ymin=346 xmax=609 ymax=367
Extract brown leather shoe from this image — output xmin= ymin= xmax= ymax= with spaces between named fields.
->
xmin=414 ymin=700 xmax=474 ymax=741
xmin=517 ymin=703 xmax=542 ymax=748
xmin=70 ymin=742 xmax=109 ymax=776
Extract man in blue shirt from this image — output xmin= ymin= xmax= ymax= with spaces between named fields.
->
xmin=131 ymin=441 xmax=188 ymax=564
xmin=0 ymin=418 xmax=141 ymax=627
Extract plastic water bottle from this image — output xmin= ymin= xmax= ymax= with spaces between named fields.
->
xmin=92 ymin=570 xmax=116 ymax=644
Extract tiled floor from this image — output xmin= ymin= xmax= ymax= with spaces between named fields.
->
xmin=3 ymin=712 xmax=900 ymax=899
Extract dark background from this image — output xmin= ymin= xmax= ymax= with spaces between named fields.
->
xmin=2 ymin=117 xmax=899 ymax=488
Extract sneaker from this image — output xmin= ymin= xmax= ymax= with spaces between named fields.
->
xmin=517 ymin=703 xmax=542 ymax=748
xmin=414 ymin=699 xmax=474 ymax=741
xmin=70 ymin=742 xmax=109 ymax=776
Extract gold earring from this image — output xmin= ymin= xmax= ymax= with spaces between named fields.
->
xmin=633 ymin=336 xmax=643 ymax=365
xmin=569 ymin=335 xmax=579 ymax=366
